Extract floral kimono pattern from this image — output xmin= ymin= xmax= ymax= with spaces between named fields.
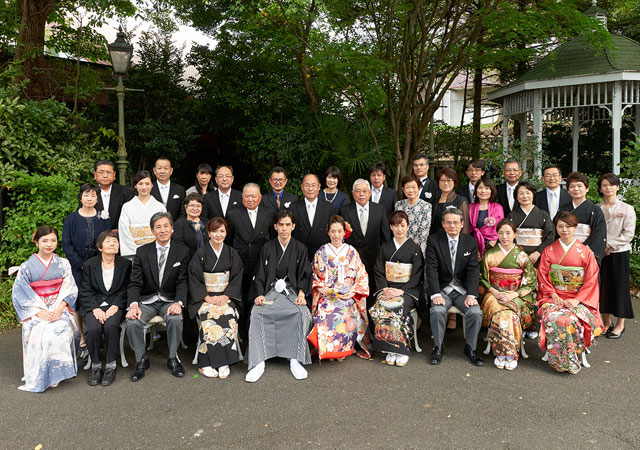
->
xmin=12 ymin=254 xmax=79 ymax=392
xmin=308 ymin=243 xmax=371 ymax=360
xmin=480 ymin=244 xmax=536 ymax=359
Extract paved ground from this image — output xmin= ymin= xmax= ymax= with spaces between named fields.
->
xmin=1 ymin=314 xmax=639 ymax=450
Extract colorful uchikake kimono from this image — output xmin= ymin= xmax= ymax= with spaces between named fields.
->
xmin=480 ymin=244 xmax=536 ymax=359
xmin=370 ymin=239 xmax=424 ymax=356
xmin=12 ymin=254 xmax=79 ymax=392
xmin=188 ymin=243 xmax=244 ymax=369
xmin=537 ymin=240 xmax=603 ymax=374
xmin=308 ymin=243 xmax=371 ymax=360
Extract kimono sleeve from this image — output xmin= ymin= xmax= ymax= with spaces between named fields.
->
xmin=57 ymin=258 xmax=78 ymax=311
xmin=536 ymin=246 xmax=556 ymax=307
xmin=188 ymin=249 xmax=208 ymax=305
xmin=584 ymin=206 xmax=607 ymax=259
xmin=402 ymin=244 xmax=424 ymax=297
xmin=252 ymin=244 xmax=270 ymax=298
xmin=373 ymin=246 xmax=389 ymax=292
xmin=294 ymin=243 xmax=312 ymax=294
xmin=11 ymin=262 xmax=44 ymax=322
xmin=536 ymin=210 xmax=555 ymax=255
xmin=515 ymin=250 xmax=537 ymax=300
xmin=118 ymin=205 xmax=136 ymax=256
xmin=224 ymin=248 xmax=244 ymax=302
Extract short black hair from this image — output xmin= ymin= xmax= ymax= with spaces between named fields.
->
xmin=132 ymin=170 xmax=152 ymax=186
xmin=154 ymin=157 xmax=172 ymax=167
xmin=150 ymin=212 xmax=174 ymax=228
xmin=324 ymin=166 xmax=343 ymax=188
xmin=412 ymin=153 xmax=429 ymax=164
xmin=78 ymin=183 xmax=100 ymax=202
xmin=369 ymin=162 xmax=387 ymax=175
xmin=94 ymin=160 xmax=115 ymax=171
xmin=269 ymin=166 xmax=288 ymax=178
xmin=466 ymin=159 xmax=486 ymax=171
xmin=275 ymin=209 xmax=296 ymax=225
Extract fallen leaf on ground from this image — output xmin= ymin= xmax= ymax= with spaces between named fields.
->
xmin=465 ymin=373 xmax=470 ymax=377
xmin=35 ymin=445 xmax=42 ymax=450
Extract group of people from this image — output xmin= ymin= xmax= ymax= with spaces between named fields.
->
xmin=11 ymin=154 xmax=636 ymax=392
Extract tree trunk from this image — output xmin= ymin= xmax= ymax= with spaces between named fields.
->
xmin=471 ymin=63 xmax=483 ymax=159
xmin=14 ymin=0 xmax=59 ymax=99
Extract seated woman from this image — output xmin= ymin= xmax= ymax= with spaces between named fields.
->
xmin=173 ymin=192 xmax=209 ymax=258
xmin=11 ymin=225 xmax=79 ymax=392
xmin=480 ymin=219 xmax=536 ymax=370
xmin=537 ymin=211 xmax=604 ymax=374
xmin=469 ymin=177 xmax=504 ymax=259
xmin=188 ymin=217 xmax=244 ymax=379
xmin=308 ymin=215 xmax=371 ymax=361
xmin=79 ymin=230 xmax=131 ymax=386
xmin=118 ymin=170 xmax=166 ymax=259
xmin=370 ymin=210 xmax=424 ymax=367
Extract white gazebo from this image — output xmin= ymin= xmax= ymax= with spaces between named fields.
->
xmin=488 ymin=3 xmax=640 ymax=175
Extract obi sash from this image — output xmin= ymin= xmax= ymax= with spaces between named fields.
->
xmin=376 ymin=290 xmax=404 ymax=311
xmin=30 ymin=278 xmax=64 ymax=306
xmin=516 ymin=228 xmax=542 ymax=247
xmin=574 ymin=223 xmax=591 ymax=243
xmin=488 ymin=267 xmax=523 ymax=291
xmin=549 ymin=264 xmax=585 ymax=293
xmin=129 ymin=225 xmax=155 ymax=246
xmin=204 ymin=271 xmax=229 ymax=293
xmin=385 ymin=261 xmax=412 ymax=284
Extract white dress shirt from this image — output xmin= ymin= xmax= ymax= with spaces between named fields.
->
xmin=372 ymin=187 xmax=383 ymax=203
xmin=100 ymin=185 xmax=112 ymax=213
xmin=304 ymin=198 xmax=318 ymax=226
xmin=219 ymin=190 xmax=230 ymax=216
xmin=546 ymin=187 xmax=561 ymax=219
xmin=357 ymin=202 xmax=369 ymax=234
xmin=507 ymin=182 xmax=518 ymax=210
xmin=158 ymin=181 xmax=171 ymax=205
xmin=248 ymin=207 xmax=258 ymax=228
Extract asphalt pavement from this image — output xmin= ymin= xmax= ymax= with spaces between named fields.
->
xmin=1 ymin=312 xmax=639 ymax=450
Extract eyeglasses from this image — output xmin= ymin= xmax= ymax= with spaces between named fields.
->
xmin=544 ymin=174 xmax=560 ymax=179
xmin=187 ymin=204 xmax=202 ymax=209
xmin=270 ymin=178 xmax=286 ymax=183
xmin=504 ymin=168 xmax=520 ymax=173
xmin=96 ymin=170 xmax=114 ymax=176
xmin=439 ymin=179 xmax=454 ymax=184
xmin=303 ymin=183 xmax=318 ymax=188
xmin=353 ymin=189 xmax=370 ymax=194
xmin=216 ymin=175 xmax=233 ymax=179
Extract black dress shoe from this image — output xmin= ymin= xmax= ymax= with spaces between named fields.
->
xmin=101 ymin=367 xmax=117 ymax=386
xmin=604 ymin=325 xmax=614 ymax=336
xmin=167 ymin=357 xmax=185 ymax=378
xmin=606 ymin=328 xmax=625 ymax=339
xmin=430 ymin=346 xmax=444 ymax=365
xmin=464 ymin=344 xmax=484 ymax=366
xmin=88 ymin=367 xmax=102 ymax=386
xmin=131 ymin=358 xmax=150 ymax=382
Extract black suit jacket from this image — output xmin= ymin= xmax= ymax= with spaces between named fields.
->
xmin=172 ymin=217 xmax=209 ymax=258
xmin=203 ymin=188 xmax=242 ymax=221
xmin=95 ymin=183 xmax=135 ymax=229
xmin=418 ymin=177 xmax=441 ymax=205
xmin=151 ymin=181 xmax=186 ymax=221
xmin=339 ymin=202 xmax=391 ymax=271
xmin=127 ymin=241 xmax=191 ymax=306
xmin=496 ymin=182 xmax=520 ymax=216
xmin=373 ymin=186 xmax=398 ymax=216
xmin=226 ymin=206 xmax=276 ymax=274
xmin=78 ymin=255 xmax=132 ymax=315
xmin=456 ymin=184 xmax=474 ymax=204
xmin=425 ymin=231 xmax=479 ymax=298
xmin=261 ymin=190 xmax=299 ymax=211
xmin=534 ymin=187 xmax=572 ymax=217
xmin=288 ymin=198 xmax=333 ymax=260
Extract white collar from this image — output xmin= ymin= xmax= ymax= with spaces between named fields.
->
xmin=547 ymin=186 xmax=561 ymax=194
xmin=446 ymin=233 xmax=459 ymax=245
xmin=468 ymin=182 xmax=475 ymax=190
xmin=507 ymin=182 xmax=518 ymax=189
xmin=393 ymin=237 xmax=407 ymax=250
xmin=156 ymin=241 xmax=170 ymax=251
xmin=101 ymin=185 xmax=112 ymax=194
xmin=219 ymin=189 xmax=230 ymax=197
xmin=278 ymin=238 xmax=290 ymax=254
xmin=357 ymin=202 xmax=369 ymax=212
xmin=372 ymin=185 xmax=383 ymax=192
xmin=560 ymin=239 xmax=577 ymax=252
xmin=247 ymin=206 xmax=258 ymax=214
xmin=158 ymin=180 xmax=170 ymax=189
xmin=304 ymin=197 xmax=318 ymax=208
xmin=498 ymin=243 xmax=514 ymax=255
xmin=210 ymin=242 xmax=223 ymax=259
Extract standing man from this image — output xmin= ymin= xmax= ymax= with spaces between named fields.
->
xmin=496 ymin=160 xmax=522 ymax=215
xmin=369 ymin=162 xmax=398 ymax=216
xmin=226 ymin=183 xmax=276 ymax=338
xmin=457 ymin=159 xmax=486 ymax=204
xmin=535 ymin=164 xmax=572 ymax=220
xmin=203 ymin=165 xmax=242 ymax=220
xmin=93 ymin=160 xmax=134 ymax=229
xmin=288 ymin=174 xmax=332 ymax=261
xmin=261 ymin=166 xmax=299 ymax=211
xmin=125 ymin=212 xmax=191 ymax=381
xmin=339 ymin=179 xmax=391 ymax=296
xmin=426 ymin=208 xmax=483 ymax=366
xmin=151 ymin=157 xmax=186 ymax=221
xmin=412 ymin=154 xmax=440 ymax=205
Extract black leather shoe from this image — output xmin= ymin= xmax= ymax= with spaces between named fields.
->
xmin=88 ymin=367 xmax=102 ymax=386
xmin=606 ymin=328 xmax=625 ymax=339
xmin=101 ymin=367 xmax=117 ymax=386
xmin=430 ymin=346 xmax=443 ymax=365
xmin=167 ymin=357 xmax=185 ymax=378
xmin=131 ymin=357 xmax=150 ymax=382
xmin=464 ymin=344 xmax=484 ymax=366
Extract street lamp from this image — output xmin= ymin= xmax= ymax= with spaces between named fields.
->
xmin=107 ymin=27 xmax=134 ymax=185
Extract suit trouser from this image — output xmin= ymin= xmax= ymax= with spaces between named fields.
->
xmin=84 ymin=309 xmax=125 ymax=364
xmin=429 ymin=289 xmax=482 ymax=350
xmin=126 ymin=301 xmax=183 ymax=362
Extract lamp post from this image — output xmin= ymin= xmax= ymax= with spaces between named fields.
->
xmin=107 ymin=27 xmax=134 ymax=186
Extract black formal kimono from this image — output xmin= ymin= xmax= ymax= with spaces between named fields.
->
xmin=288 ymin=198 xmax=333 ymax=261
xmin=535 ymin=188 xmax=572 ymax=219
xmin=261 ymin=190 xmax=299 ymax=211
xmin=151 ymin=181 xmax=186 ymax=220
xmin=173 ymin=217 xmax=209 ymax=259
xmin=95 ymin=183 xmax=135 ymax=229
xmin=188 ymin=243 xmax=244 ymax=369
xmin=203 ymin=188 xmax=242 ymax=220
xmin=562 ymin=199 xmax=607 ymax=260
xmin=430 ymin=193 xmax=469 ymax=235
xmin=247 ymin=238 xmax=312 ymax=370
xmin=507 ymin=204 xmax=555 ymax=263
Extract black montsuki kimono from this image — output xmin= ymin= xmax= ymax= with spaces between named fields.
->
xmin=508 ymin=204 xmax=555 ymax=262
xmin=562 ymin=199 xmax=607 ymax=260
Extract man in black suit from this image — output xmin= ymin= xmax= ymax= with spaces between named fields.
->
xmin=339 ymin=178 xmax=391 ymax=296
xmin=496 ymin=160 xmax=521 ymax=215
xmin=426 ymin=207 xmax=483 ymax=366
xmin=93 ymin=160 xmax=134 ymax=229
xmin=369 ymin=162 xmax=397 ymax=216
xmin=535 ymin=164 xmax=572 ymax=220
xmin=226 ymin=183 xmax=276 ymax=337
xmin=412 ymin=153 xmax=440 ymax=204
xmin=261 ymin=166 xmax=299 ymax=210
xmin=151 ymin=157 xmax=186 ymax=220
xmin=288 ymin=174 xmax=332 ymax=261
xmin=456 ymin=159 xmax=486 ymax=204
xmin=125 ymin=212 xmax=191 ymax=381
xmin=203 ymin=165 xmax=242 ymax=220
